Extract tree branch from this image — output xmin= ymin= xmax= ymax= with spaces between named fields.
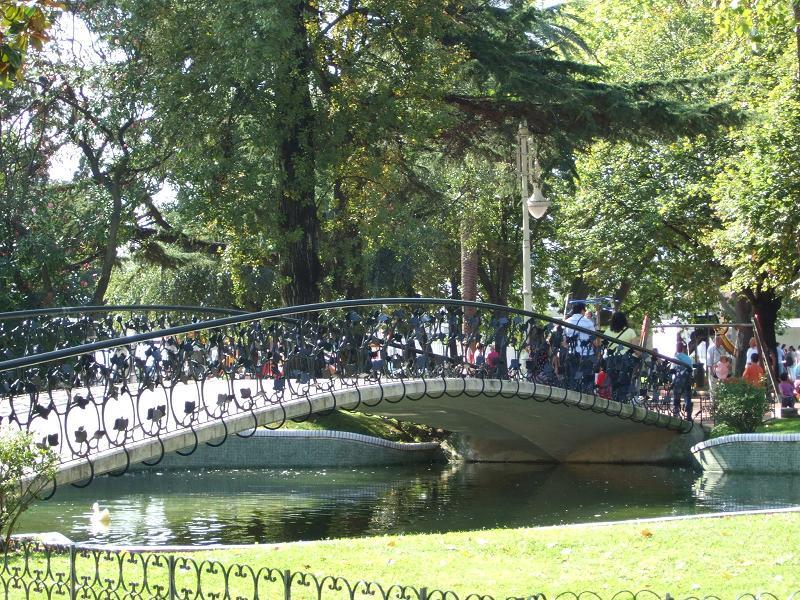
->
xmin=317 ymin=4 xmax=369 ymax=38
xmin=131 ymin=227 xmax=226 ymax=255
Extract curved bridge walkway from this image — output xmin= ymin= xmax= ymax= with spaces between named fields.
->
xmin=0 ymin=300 xmax=696 ymax=491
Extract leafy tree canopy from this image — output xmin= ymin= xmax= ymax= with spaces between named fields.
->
xmin=0 ymin=0 xmax=60 ymax=87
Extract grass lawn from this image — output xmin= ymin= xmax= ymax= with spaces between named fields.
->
xmin=757 ymin=418 xmax=800 ymax=433
xmin=282 ymin=410 xmax=434 ymax=442
xmin=203 ymin=511 xmax=800 ymax=597
xmin=11 ymin=512 xmax=800 ymax=598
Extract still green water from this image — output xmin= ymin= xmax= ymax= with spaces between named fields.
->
xmin=17 ymin=463 xmax=800 ymax=546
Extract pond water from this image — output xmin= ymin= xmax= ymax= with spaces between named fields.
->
xmin=17 ymin=463 xmax=800 ymax=546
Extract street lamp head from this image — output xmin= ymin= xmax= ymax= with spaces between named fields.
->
xmin=526 ymin=185 xmax=549 ymax=219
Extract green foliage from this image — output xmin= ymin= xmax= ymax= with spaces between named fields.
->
xmin=550 ymin=137 xmax=726 ymax=321
xmin=73 ymin=0 xmax=738 ymax=307
xmin=0 ymin=83 xmax=110 ymax=310
xmin=0 ymin=0 xmax=746 ymax=315
xmin=107 ymin=248 xmax=279 ymax=311
xmin=713 ymin=0 xmax=795 ymax=56
xmin=553 ymin=0 xmax=800 ymax=342
xmin=712 ymin=379 xmax=771 ymax=433
xmin=549 ymin=0 xmax=731 ymax=320
xmin=711 ymin=77 xmax=800 ymax=299
xmin=0 ymin=0 xmax=60 ymax=87
xmin=0 ymin=429 xmax=57 ymax=547
xmin=708 ymin=422 xmax=738 ymax=438
xmin=107 ymin=253 xmax=237 ymax=309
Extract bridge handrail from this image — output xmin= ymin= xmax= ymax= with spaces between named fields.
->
xmin=0 ymin=298 xmax=686 ymax=373
xmin=0 ymin=298 xmax=696 ymax=488
xmin=0 ymin=304 xmax=248 ymax=322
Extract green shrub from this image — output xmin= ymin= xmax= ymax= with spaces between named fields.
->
xmin=709 ymin=423 xmax=739 ymax=438
xmin=0 ymin=429 xmax=58 ymax=547
xmin=712 ymin=380 xmax=771 ymax=433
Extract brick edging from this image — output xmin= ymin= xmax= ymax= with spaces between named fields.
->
xmin=691 ymin=432 xmax=800 ymax=453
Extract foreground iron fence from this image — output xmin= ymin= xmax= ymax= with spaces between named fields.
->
xmin=1 ymin=540 xmax=796 ymax=600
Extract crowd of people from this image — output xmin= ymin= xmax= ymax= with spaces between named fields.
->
xmin=678 ymin=333 xmax=799 ymax=416
xmin=106 ymin=303 xmax=797 ymax=419
xmin=531 ymin=303 xmax=799 ymax=416
xmin=688 ymin=330 xmax=799 ymax=409
xmin=498 ymin=302 xmax=668 ymax=409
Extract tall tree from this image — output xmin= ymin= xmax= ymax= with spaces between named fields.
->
xmin=710 ymin=0 xmax=800 ymax=351
xmin=78 ymin=0 xmax=735 ymax=308
xmin=554 ymin=0 xmax=800 ymax=358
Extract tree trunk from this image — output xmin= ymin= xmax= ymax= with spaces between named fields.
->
xmin=569 ymin=277 xmax=591 ymax=301
xmin=329 ymin=178 xmax=366 ymax=299
xmin=613 ymin=278 xmax=631 ymax=307
xmin=92 ymin=178 xmax=122 ymax=305
xmin=747 ymin=287 xmax=782 ymax=377
xmin=478 ymin=261 xmax=511 ymax=307
xmin=733 ymin=295 xmax=752 ymax=376
xmin=275 ymin=1 xmax=321 ymax=307
xmin=566 ymin=276 xmax=591 ymax=317
xmin=461 ymin=219 xmax=478 ymax=333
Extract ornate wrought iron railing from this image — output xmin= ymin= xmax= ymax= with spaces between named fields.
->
xmin=0 ymin=305 xmax=247 ymax=361
xmin=0 ymin=539 xmax=794 ymax=600
xmin=0 ymin=299 xmax=695 ymax=489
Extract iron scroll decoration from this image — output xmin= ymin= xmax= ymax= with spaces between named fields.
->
xmin=0 ymin=305 xmax=248 ymax=361
xmin=0 ymin=299 xmax=695 ymax=492
xmin=2 ymin=539 xmax=793 ymax=600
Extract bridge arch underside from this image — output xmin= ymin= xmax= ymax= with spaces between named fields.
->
xmin=50 ymin=378 xmax=699 ymax=487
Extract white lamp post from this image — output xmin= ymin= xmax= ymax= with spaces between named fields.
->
xmin=516 ymin=121 xmax=550 ymax=313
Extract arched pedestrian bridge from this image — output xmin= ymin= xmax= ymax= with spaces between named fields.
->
xmin=0 ymin=299 xmax=700 ymax=491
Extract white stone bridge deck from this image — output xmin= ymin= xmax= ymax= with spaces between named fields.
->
xmin=9 ymin=376 xmax=699 ymax=488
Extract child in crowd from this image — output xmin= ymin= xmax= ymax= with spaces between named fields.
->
xmin=713 ymin=355 xmax=731 ymax=381
xmin=742 ymin=353 xmax=765 ymax=386
xmin=778 ymin=372 xmax=795 ymax=407
xmin=595 ymin=360 xmax=611 ymax=399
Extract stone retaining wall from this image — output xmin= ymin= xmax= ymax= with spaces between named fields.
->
xmin=130 ymin=429 xmax=444 ymax=470
xmin=691 ymin=433 xmax=800 ymax=473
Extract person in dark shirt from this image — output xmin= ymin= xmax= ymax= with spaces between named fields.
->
xmin=672 ymin=342 xmax=693 ymax=417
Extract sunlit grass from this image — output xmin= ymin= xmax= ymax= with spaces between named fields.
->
xmin=282 ymin=411 xmax=430 ymax=441
xmin=757 ymin=418 xmax=800 ymax=434
xmin=209 ymin=511 xmax=800 ymax=597
xmin=10 ymin=511 xmax=799 ymax=599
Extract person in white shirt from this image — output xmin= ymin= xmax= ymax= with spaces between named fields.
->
xmin=746 ymin=337 xmax=758 ymax=364
xmin=564 ymin=301 xmax=596 ymax=392
xmin=695 ymin=339 xmax=707 ymax=367
xmin=565 ymin=302 xmax=595 ymax=356
xmin=707 ymin=334 xmax=729 ymax=399
xmin=706 ymin=335 xmax=728 ymax=366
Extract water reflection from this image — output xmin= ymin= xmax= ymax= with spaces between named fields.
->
xmin=694 ymin=470 xmax=800 ymax=512
xmin=17 ymin=464 xmax=800 ymax=546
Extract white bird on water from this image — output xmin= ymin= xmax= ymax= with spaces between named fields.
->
xmin=91 ymin=502 xmax=110 ymax=525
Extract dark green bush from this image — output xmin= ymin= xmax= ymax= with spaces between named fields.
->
xmin=712 ymin=380 xmax=770 ymax=433
xmin=708 ymin=423 xmax=738 ymax=438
